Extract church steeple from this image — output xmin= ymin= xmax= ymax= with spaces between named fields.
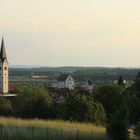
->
xmin=0 ymin=37 xmax=9 ymax=94
xmin=0 ymin=37 xmax=7 ymax=62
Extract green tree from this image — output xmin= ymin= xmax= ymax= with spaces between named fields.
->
xmin=135 ymin=72 xmax=140 ymax=80
xmin=118 ymin=76 xmax=125 ymax=86
xmin=95 ymin=85 xmax=130 ymax=140
xmin=134 ymin=78 xmax=140 ymax=92
xmin=0 ymin=97 xmax=13 ymax=116
xmin=62 ymin=93 xmax=107 ymax=124
xmin=123 ymin=72 xmax=140 ymax=123
xmin=134 ymin=121 xmax=140 ymax=140
xmin=94 ymin=85 xmax=124 ymax=120
xmin=107 ymin=103 xmax=129 ymax=140
xmin=14 ymin=87 xmax=54 ymax=119
xmin=123 ymin=89 xmax=140 ymax=123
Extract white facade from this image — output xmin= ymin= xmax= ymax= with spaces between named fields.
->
xmin=0 ymin=59 xmax=9 ymax=94
xmin=0 ymin=38 xmax=9 ymax=94
xmin=58 ymin=75 xmax=75 ymax=90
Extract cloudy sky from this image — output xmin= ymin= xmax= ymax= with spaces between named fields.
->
xmin=0 ymin=0 xmax=140 ymax=67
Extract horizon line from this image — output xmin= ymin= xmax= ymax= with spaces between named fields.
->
xmin=9 ymin=65 xmax=140 ymax=69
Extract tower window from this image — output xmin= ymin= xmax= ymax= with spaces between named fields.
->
xmin=4 ymin=67 xmax=7 ymax=70
xmin=0 ymin=67 xmax=1 ymax=70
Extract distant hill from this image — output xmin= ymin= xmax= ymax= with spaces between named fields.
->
xmin=9 ymin=67 xmax=140 ymax=85
xmin=10 ymin=65 xmax=44 ymax=68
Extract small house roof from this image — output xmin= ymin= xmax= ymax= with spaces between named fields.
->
xmin=58 ymin=74 xmax=71 ymax=82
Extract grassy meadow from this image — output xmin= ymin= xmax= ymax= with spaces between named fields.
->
xmin=0 ymin=117 xmax=109 ymax=140
xmin=0 ymin=117 xmax=137 ymax=140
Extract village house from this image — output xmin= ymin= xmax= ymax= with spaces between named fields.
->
xmin=58 ymin=74 xmax=75 ymax=90
xmin=85 ymin=80 xmax=94 ymax=93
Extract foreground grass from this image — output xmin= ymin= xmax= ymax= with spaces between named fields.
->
xmin=0 ymin=117 xmax=137 ymax=140
xmin=0 ymin=117 xmax=105 ymax=133
xmin=0 ymin=117 xmax=108 ymax=140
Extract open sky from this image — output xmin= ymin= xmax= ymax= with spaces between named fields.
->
xmin=0 ymin=0 xmax=140 ymax=67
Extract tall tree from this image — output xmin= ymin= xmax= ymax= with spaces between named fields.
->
xmin=61 ymin=93 xmax=107 ymax=124
xmin=94 ymin=85 xmax=124 ymax=120
xmin=118 ymin=76 xmax=125 ymax=86
xmin=107 ymin=103 xmax=129 ymax=140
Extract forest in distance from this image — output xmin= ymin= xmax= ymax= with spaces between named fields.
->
xmin=9 ymin=67 xmax=140 ymax=86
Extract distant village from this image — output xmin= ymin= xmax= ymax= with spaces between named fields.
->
xmin=48 ymin=73 xmax=95 ymax=103
xmin=46 ymin=73 xmax=126 ymax=104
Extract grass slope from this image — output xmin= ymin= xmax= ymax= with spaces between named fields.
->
xmin=0 ymin=117 xmax=108 ymax=140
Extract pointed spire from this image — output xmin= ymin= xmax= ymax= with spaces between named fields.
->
xmin=0 ymin=37 xmax=7 ymax=62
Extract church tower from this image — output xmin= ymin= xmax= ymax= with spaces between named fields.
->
xmin=0 ymin=38 xmax=9 ymax=94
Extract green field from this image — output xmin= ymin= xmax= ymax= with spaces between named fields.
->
xmin=0 ymin=117 xmax=109 ymax=140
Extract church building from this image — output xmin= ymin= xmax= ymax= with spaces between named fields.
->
xmin=0 ymin=38 xmax=9 ymax=94
xmin=58 ymin=74 xmax=75 ymax=90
